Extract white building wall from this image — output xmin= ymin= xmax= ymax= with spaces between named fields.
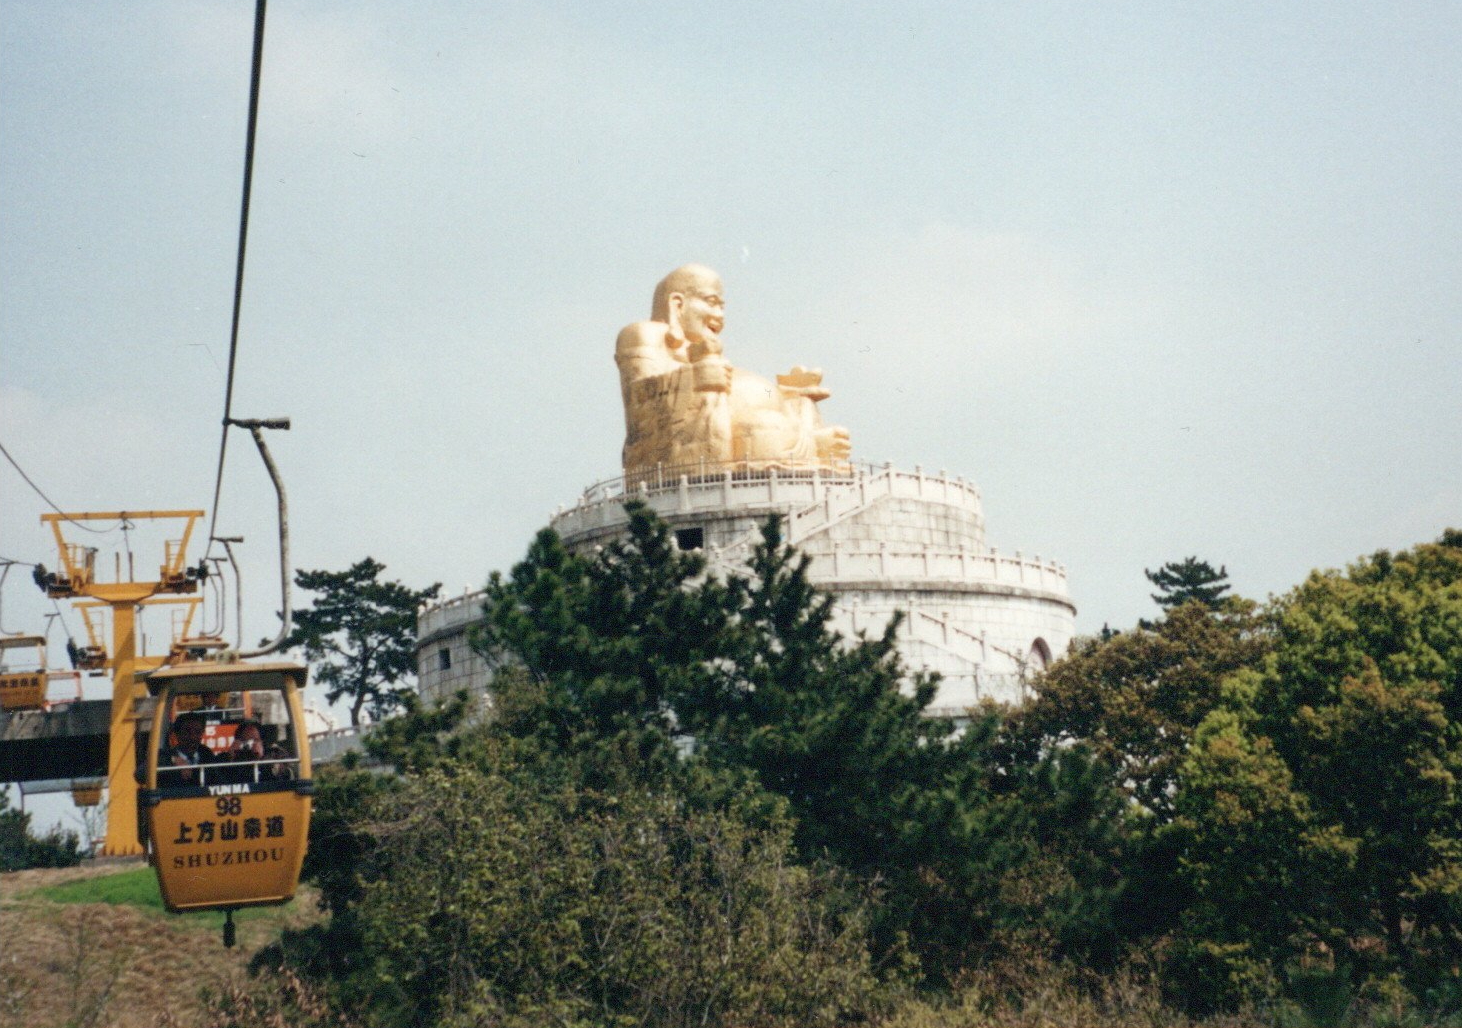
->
xmin=417 ymin=462 xmax=1075 ymax=712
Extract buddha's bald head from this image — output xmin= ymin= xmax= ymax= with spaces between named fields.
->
xmin=651 ymin=264 xmax=719 ymax=320
xmin=653 ymin=264 xmax=724 ymax=348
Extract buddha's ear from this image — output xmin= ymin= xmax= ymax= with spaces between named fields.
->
xmin=665 ymin=291 xmax=686 ymax=345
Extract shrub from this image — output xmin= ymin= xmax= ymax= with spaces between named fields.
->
xmin=312 ymin=761 xmax=883 ymax=1028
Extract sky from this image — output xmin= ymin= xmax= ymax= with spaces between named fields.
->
xmin=2 ymin=0 xmax=1460 ymax=811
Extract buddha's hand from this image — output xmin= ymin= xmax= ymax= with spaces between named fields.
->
xmin=816 ymin=425 xmax=852 ymax=461
xmin=691 ymin=354 xmax=732 ymax=393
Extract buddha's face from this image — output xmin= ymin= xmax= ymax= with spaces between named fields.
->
xmin=674 ymin=277 xmax=724 ymax=346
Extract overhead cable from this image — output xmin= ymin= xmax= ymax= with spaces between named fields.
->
xmin=204 ymin=0 xmax=269 ymax=559
xmin=0 ymin=437 xmax=117 ymax=534
xmin=0 ymin=564 xmax=17 ymax=634
xmin=49 ymin=599 xmax=77 ymax=647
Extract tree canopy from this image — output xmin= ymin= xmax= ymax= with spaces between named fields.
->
xmin=285 ymin=558 xmax=441 ymax=727
xmin=472 ymin=504 xmax=1127 ymax=978
xmin=1014 ymin=599 xmax=1267 ymax=823
xmin=1030 ymin=531 xmax=1462 ymax=1014
xmin=1145 ymin=556 xmax=1232 ymax=611
xmin=270 ymin=517 xmax=1462 ymax=1026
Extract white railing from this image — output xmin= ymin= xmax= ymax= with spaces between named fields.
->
xmin=553 ymin=462 xmax=863 ymax=541
xmin=839 ymin=606 xmax=1035 ymax=669
xmin=417 ymin=590 xmax=484 ymax=640
xmin=158 ymin=757 xmax=300 ymax=787
xmin=308 ymin=725 xmax=365 ymax=764
xmin=566 ymin=460 xmax=981 ymax=513
xmin=924 ymin=671 xmax=1030 ymax=711
xmin=785 ymin=464 xmax=982 ymax=543
xmin=580 ymin=458 xmax=868 ymax=504
xmin=905 ymin=610 xmax=1033 ymax=665
xmin=552 ymin=460 xmax=986 ymax=550
xmin=803 ymin=545 xmax=1067 ymax=592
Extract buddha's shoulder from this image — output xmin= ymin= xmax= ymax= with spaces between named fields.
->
xmin=616 ymin=320 xmax=671 ymax=354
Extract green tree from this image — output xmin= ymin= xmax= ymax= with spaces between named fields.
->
xmin=476 ymin=504 xmax=1128 ymax=980
xmin=285 ymin=559 xmax=441 ymax=727
xmin=1147 ymin=530 xmax=1462 ymax=1010
xmin=297 ymin=760 xmax=882 ymax=1028
xmin=1248 ymin=532 xmax=1462 ymax=988
xmin=1009 ymin=600 xmax=1272 ymax=981
xmin=1159 ymin=708 xmax=1354 ymax=1013
xmin=1145 ymin=557 xmax=1232 ymax=612
xmin=476 ymin=508 xmax=737 ymax=787
xmin=1015 ymin=600 xmax=1268 ymax=824
xmin=0 ymin=785 xmax=82 ymax=871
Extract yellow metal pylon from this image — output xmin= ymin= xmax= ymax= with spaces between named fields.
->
xmin=40 ymin=510 xmax=205 ymax=856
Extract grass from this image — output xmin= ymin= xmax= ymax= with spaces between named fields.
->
xmin=27 ymin=865 xmax=302 ymax=929
xmin=31 ymin=866 xmax=163 ymax=910
xmin=3 ymin=861 xmax=326 ymax=1028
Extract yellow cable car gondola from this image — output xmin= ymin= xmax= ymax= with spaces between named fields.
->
xmin=0 ymin=635 xmax=49 ymax=711
xmin=72 ymin=781 xmax=104 ymax=807
xmin=140 ymin=659 xmax=313 ymax=943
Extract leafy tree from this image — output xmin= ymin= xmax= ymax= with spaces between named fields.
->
xmin=0 ymin=785 xmax=82 ymax=871
xmin=1015 ymin=600 xmax=1268 ymax=824
xmin=1135 ymin=530 xmax=1462 ymax=1011
xmin=1158 ymin=708 xmax=1354 ymax=1013
xmin=1009 ymin=599 xmax=1272 ymax=982
xmin=1145 ymin=557 xmax=1232 ymax=611
xmin=1245 ymin=532 xmax=1462 ymax=989
xmin=295 ymin=760 xmax=882 ymax=1028
xmin=285 ymin=559 xmax=441 ymax=727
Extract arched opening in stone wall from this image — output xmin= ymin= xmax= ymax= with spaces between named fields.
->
xmin=1028 ymin=637 xmax=1052 ymax=672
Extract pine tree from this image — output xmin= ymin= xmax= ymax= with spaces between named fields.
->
xmin=1145 ymin=556 xmax=1232 ymax=611
xmin=285 ymin=559 xmax=442 ymax=727
xmin=474 ymin=503 xmax=1129 ymax=979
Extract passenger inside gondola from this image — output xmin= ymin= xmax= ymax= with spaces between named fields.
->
xmin=217 ymin=719 xmax=295 ymax=785
xmin=158 ymin=711 xmax=217 ymax=786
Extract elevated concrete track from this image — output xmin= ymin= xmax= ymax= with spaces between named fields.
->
xmin=0 ymin=701 xmax=114 ymax=783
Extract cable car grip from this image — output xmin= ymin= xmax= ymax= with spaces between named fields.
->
xmin=224 ymin=417 xmax=292 ymax=658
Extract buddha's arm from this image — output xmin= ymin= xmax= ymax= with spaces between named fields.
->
xmin=615 ymin=322 xmax=683 ymax=387
xmin=618 ymin=322 xmax=733 ymax=468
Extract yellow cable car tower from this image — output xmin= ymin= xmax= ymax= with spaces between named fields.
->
xmin=37 ymin=510 xmax=206 ymax=856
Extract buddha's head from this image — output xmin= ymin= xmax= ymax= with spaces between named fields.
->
xmin=653 ymin=264 xmax=724 ymax=350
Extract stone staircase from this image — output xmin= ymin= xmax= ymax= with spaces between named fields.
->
xmin=703 ymin=464 xmax=904 ymax=576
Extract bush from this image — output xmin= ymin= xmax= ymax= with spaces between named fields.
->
xmin=0 ymin=788 xmax=82 ymax=871
xmin=158 ymin=967 xmax=363 ymax=1028
xmin=306 ymin=760 xmax=884 ymax=1028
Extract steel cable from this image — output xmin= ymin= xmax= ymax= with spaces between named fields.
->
xmin=203 ymin=0 xmax=269 ymax=559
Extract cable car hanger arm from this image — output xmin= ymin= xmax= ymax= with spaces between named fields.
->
xmin=229 ymin=418 xmax=292 ymax=658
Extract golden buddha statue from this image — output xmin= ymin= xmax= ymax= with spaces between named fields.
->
xmin=615 ymin=264 xmax=850 ymax=477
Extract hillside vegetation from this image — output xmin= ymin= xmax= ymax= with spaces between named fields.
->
xmin=0 ymin=860 xmax=320 ymax=1028
xmin=7 ymin=515 xmax=1460 ymax=1027
xmin=257 ymin=514 xmax=1462 ymax=1026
